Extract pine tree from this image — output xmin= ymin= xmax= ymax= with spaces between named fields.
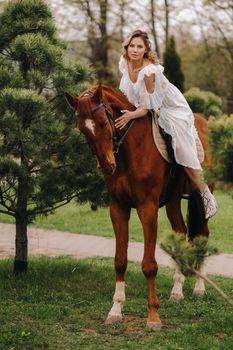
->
xmin=163 ymin=36 xmax=185 ymax=92
xmin=0 ymin=0 xmax=105 ymax=273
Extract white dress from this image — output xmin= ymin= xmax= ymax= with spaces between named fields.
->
xmin=119 ymin=56 xmax=202 ymax=170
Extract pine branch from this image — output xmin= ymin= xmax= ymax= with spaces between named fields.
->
xmin=0 ymin=209 xmax=15 ymax=217
xmin=0 ymin=51 xmax=12 ymax=59
xmin=30 ymin=162 xmax=75 ymax=174
xmin=28 ymin=194 xmax=77 ymax=217
xmin=193 ymin=269 xmax=233 ymax=307
xmin=161 ymin=234 xmax=233 ymax=308
xmin=0 ymin=188 xmax=16 ymax=214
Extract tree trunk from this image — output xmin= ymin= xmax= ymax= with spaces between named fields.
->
xmin=14 ymin=213 xmax=28 ymax=273
xmin=119 ymin=0 xmax=126 ymax=43
xmin=150 ymin=0 xmax=160 ymax=57
xmin=164 ymin=0 xmax=169 ymax=48
xmin=98 ymin=0 xmax=109 ymax=81
xmin=14 ymin=177 xmax=28 ymax=273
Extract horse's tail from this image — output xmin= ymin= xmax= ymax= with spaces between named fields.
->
xmin=187 ymin=188 xmax=206 ymax=240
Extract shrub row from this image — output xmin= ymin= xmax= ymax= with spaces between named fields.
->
xmin=185 ymin=87 xmax=222 ymax=119
xmin=207 ymin=116 xmax=233 ymax=183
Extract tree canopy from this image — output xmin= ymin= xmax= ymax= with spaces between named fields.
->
xmin=0 ymin=0 xmax=105 ymax=272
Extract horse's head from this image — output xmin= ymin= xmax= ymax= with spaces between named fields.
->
xmin=65 ymin=84 xmax=116 ymax=175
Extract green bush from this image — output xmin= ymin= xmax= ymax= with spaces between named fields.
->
xmin=208 ymin=116 xmax=233 ymax=183
xmin=184 ymin=87 xmax=222 ymax=118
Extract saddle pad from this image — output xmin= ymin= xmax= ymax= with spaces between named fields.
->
xmin=151 ymin=112 xmax=205 ymax=164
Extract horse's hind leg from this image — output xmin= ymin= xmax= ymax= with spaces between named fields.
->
xmin=187 ymin=188 xmax=209 ymax=297
xmin=137 ymin=202 xmax=162 ymax=331
xmin=166 ymin=197 xmax=187 ymax=302
xmin=105 ymin=202 xmax=130 ymax=324
xmin=193 ymin=265 xmax=206 ymax=297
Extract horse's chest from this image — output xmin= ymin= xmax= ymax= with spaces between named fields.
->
xmin=107 ymin=173 xmax=153 ymax=205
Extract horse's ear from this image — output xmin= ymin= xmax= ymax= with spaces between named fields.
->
xmin=65 ymin=92 xmax=78 ymax=110
xmin=92 ymin=84 xmax=103 ymax=103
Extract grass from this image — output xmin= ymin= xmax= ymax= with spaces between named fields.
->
xmin=0 ymin=256 xmax=233 ymax=350
xmin=0 ymin=189 xmax=232 ymax=253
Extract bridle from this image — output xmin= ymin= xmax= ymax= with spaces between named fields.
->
xmin=91 ymin=102 xmax=135 ymax=154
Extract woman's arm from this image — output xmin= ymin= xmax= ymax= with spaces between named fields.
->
xmin=115 ymin=107 xmax=148 ymax=129
xmin=144 ymin=73 xmax=155 ymax=93
xmin=115 ymin=73 xmax=156 ymax=129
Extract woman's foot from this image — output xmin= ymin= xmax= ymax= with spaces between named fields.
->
xmin=200 ymin=185 xmax=217 ymax=219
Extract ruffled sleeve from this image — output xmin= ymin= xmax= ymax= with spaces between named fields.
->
xmin=135 ymin=64 xmax=169 ymax=114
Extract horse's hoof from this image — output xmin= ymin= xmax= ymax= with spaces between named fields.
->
xmin=169 ymin=292 xmax=184 ymax=302
xmin=105 ymin=314 xmax=123 ymax=325
xmin=193 ymin=289 xmax=205 ymax=297
xmin=146 ymin=321 xmax=162 ymax=331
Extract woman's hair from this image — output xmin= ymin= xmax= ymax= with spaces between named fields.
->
xmin=122 ymin=30 xmax=159 ymax=64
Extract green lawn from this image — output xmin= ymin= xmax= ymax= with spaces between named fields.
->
xmin=0 ymin=257 xmax=232 ymax=350
xmin=0 ymin=190 xmax=232 ymax=253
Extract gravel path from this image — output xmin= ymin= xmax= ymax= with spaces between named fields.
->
xmin=0 ymin=223 xmax=233 ymax=277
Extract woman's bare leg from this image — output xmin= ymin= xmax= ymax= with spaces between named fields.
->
xmin=183 ymin=167 xmax=205 ymax=192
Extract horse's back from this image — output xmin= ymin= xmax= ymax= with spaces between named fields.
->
xmin=194 ymin=113 xmax=211 ymax=166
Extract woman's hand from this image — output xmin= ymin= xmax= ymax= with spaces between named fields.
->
xmin=115 ymin=110 xmax=134 ymax=129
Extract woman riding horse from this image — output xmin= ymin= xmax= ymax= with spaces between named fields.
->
xmin=65 ymin=30 xmax=215 ymax=331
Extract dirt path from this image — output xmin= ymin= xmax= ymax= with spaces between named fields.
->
xmin=0 ymin=223 xmax=233 ymax=277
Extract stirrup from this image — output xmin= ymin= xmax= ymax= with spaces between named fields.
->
xmin=200 ymin=186 xmax=217 ymax=219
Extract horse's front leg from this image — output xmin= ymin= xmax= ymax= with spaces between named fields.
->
xmin=137 ymin=202 xmax=162 ymax=331
xmin=105 ymin=201 xmax=130 ymax=324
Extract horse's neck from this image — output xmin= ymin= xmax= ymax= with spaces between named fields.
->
xmin=104 ymin=89 xmax=134 ymax=120
xmin=104 ymin=89 xmax=152 ymax=142
xmin=103 ymin=88 xmax=155 ymax=160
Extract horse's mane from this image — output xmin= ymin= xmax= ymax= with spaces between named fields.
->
xmin=80 ymin=85 xmax=135 ymax=111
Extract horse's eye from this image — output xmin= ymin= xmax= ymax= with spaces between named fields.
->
xmin=100 ymin=122 xmax=107 ymax=129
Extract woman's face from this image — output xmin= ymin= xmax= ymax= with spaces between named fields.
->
xmin=127 ymin=37 xmax=147 ymax=62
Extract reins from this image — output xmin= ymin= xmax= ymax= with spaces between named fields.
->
xmin=91 ymin=102 xmax=135 ymax=154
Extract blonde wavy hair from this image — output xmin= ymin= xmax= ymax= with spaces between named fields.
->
xmin=122 ymin=30 xmax=160 ymax=65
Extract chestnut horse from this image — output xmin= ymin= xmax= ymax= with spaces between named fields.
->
xmin=66 ymin=85 xmax=210 ymax=331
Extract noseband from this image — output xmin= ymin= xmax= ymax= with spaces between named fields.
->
xmin=91 ymin=102 xmax=135 ymax=154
